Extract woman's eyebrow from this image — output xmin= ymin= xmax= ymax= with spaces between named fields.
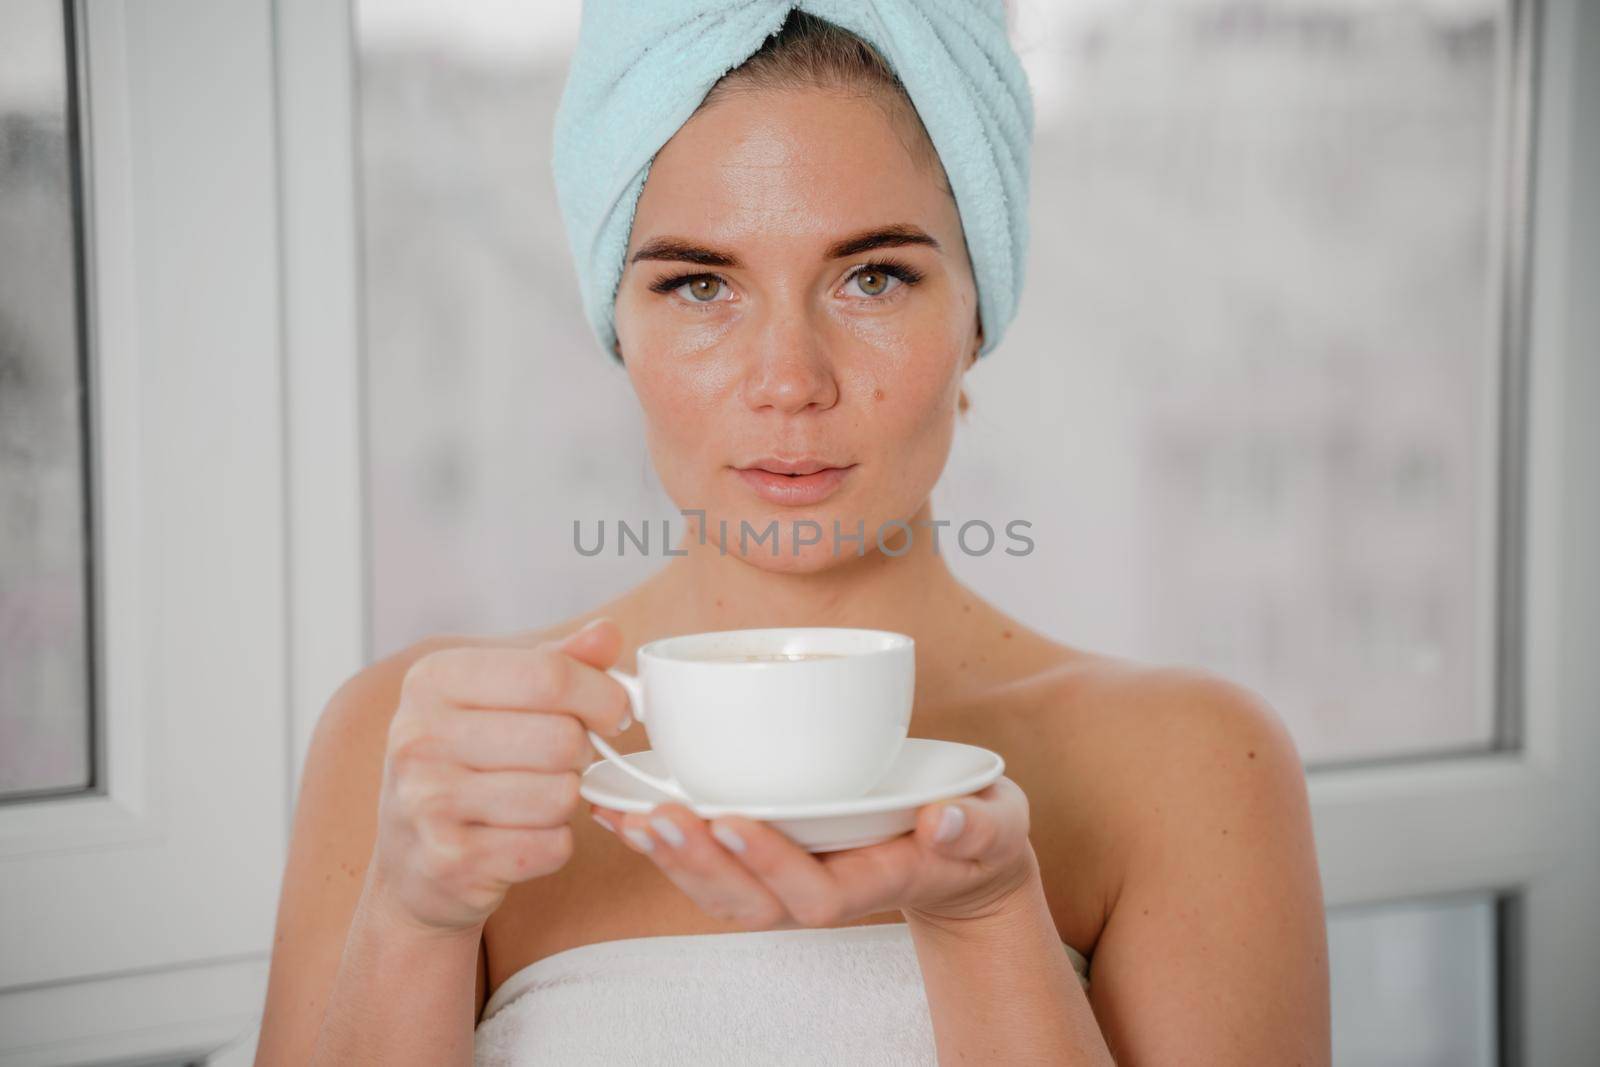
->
xmin=629 ymin=224 xmax=941 ymax=269
xmin=825 ymin=224 xmax=941 ymax=260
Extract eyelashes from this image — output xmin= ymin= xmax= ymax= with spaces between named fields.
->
xmin=645 ymin=258 xmax=926 ymax=305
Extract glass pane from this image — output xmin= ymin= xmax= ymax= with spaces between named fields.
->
xmin=0 ymin=0 xmax=95 ymax=798
xmin=1328 ymin=894 xmax=1498 ymax=1066
xmin=355 ymin=1 xmax=1518 ymax=764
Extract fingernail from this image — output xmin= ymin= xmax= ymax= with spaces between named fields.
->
xmin=617 ymin=711 xmax=633 ymax=733
xmin=591 ymin=812 xmax=615 ymax=833
xmin=711 ymin=823 xmax=746 ymax=854
xmin=934 ymin=805 xmax=966 ymax=844
xmin=650 ymin=816 xmax=686 ymax=848
xmin=624 ymin=827 xmax=654 ymax=853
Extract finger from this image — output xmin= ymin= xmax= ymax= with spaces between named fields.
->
xmin=616 ymin=805 xmax=789 ymax=930
xmin=557 ymin=618 xmax=638 ymax=733
xmin=395 ymin=707 xmax=595 ymax=772
xmin=912 ymin=777 xmax=1029 ymax=861
xmin=553 ymin=616 xmax=624 ymax=669
xmin=707 ymin=816 xmax=857 ymax=928
xmin=402 ymin=641 xmax=630 ymax=735
xmin=759 ymin=784 xmax=1033 ymax=919
xmin=466 ymin=824 xmax=575 ymax=884
xmin=450 ymin=768 xmax=582 ymax=828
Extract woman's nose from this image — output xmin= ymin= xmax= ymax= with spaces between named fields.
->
xmin=738 ymin=304 xmax=840 ymax=414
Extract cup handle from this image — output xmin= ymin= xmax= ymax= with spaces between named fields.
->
xmin=590 ymin=668 xmax=693 ymax=803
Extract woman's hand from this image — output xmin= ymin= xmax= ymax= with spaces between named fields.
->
xmin=590 ymin=775 xmax=1039 ymax=931
xmin=363 ymin=619 xmax=632 ymax=935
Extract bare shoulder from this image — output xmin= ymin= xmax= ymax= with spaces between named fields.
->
xmin=1026 ymin=655 xmax=1330 ymax=1063
xmin=987 ymin=633 xmax=1304 ymax=799
xmin=1081 ymin=660 xmax=1314 ymax=879
xmin=1016 ymin=649 xmax=1316 ymax=896
xmin=1049 ymin=656 xmax=1309 ymax=821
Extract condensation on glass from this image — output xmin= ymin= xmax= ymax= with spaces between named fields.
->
xmin=1328 ymin=893 xmax=1500 ymax=1066
xmin=0 ymin=0 xmax=96 ymax=799
xmin=355 ymin=1 xmax=1523 ymax=764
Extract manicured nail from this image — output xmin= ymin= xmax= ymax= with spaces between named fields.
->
xmin=617 ymin=710 xmax=633 ymax=733
xmin=650 ymin=816 xmax=686 ymax=848
xmin=711 ymin=823 xmax=746 ymax=854
xmin=934 ymin=805 xmax=966 ymax=844
xmin=591 ymin=812 xmax=615 ymax=833
xmin=624 ymin=827 xmax=654 ymax=853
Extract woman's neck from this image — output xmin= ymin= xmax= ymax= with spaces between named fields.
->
xmin=580 ymin=497 xmax=1070 ymax=720
xmin=629 ymin=497 xmax=977 ymax=652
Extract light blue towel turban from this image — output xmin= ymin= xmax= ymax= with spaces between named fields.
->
xmin=551 ymin=0 xmax=1035 ymax=364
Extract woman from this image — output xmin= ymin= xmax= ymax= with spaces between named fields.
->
xmin=256 ymin=7 xmax=1329 ymax=1065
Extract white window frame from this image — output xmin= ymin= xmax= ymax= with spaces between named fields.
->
xmin=1308 ymin=1 xmax=1600 ymax=1061
xmin=0 ymin=1 xmax=363 ymax=1063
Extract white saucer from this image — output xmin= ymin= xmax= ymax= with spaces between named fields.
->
xmin=580 ymin=738 xmax=1005 ymax=853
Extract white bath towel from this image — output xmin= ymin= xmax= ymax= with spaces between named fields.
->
xmin=474 ymin=921 xmax=1089 ymax=1066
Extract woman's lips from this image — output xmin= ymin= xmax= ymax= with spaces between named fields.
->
xmin=733 ymin=465 xmax=855 ymax=506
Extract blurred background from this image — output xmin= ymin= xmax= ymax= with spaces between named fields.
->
xmin=4 ymin=1 xmax=1598 ymax=1064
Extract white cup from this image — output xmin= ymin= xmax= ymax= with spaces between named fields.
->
xmin=587 ymin=627 xmax=914 ymax=807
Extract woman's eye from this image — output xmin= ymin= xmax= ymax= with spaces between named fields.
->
xmin=676 ymin=275 xmax=727 ymax=303
xmin=843 ymin=261 xmax=922 ymax=299
xmin=650 ymin=261 xmax=921 ymax=305
xmin=849 ymin=267 xmax=900 ymax=298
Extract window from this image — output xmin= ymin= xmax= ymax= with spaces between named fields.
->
xmin=1327 ymin=893 xmax=1502 ymax=1066
xmin=0 ymin=0 xmax=95 ymax=800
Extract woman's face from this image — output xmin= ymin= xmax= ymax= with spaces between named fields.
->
xmin=613 ymin=86 xmax=982 ymax=570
